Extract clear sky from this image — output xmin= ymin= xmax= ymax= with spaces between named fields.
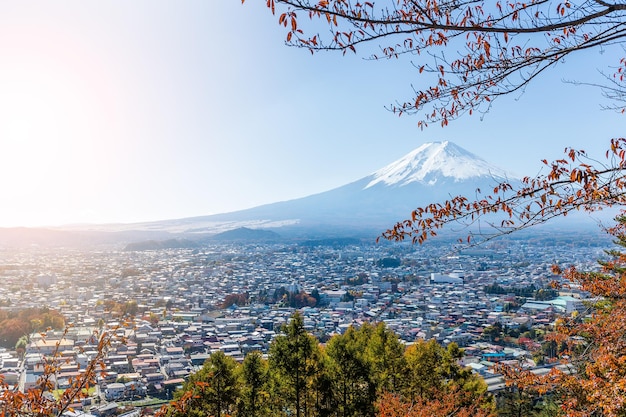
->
xmin=0 ymin=0 xmax=623 ymax=227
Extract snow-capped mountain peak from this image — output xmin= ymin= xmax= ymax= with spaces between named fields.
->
xmin=365 ymin=141 xmax=511 ymax=188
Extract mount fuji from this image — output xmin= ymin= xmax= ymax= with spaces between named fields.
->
xmin=0 ymin=141 xmax=520 ymax=246
xmin=113 ymin=141 xmax=516 ymax=238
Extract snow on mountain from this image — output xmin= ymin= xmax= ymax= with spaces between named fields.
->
xmin=365 ymin=141 xmax=512 ymax=188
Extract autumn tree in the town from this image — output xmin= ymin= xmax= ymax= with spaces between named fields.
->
xmin=221 ymin=293 xmax=249 ymax=309
xmin=0 ymin=317 xmax=31 ymax=349
xmin=0 ymin=308 xmax=65 ymax=349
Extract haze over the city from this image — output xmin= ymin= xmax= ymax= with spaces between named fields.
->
xmin=0 ymin=0 xmax=622 ymax=227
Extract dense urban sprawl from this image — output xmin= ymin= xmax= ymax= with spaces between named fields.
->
xmin=0 ymin=229 xmax=611 ymax=415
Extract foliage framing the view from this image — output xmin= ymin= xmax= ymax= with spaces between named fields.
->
xmin=246 ymin=0 xmax=626 ymax=127
xmin=6 ymin=1 xmax=626 ymax=416
xmin=384 ymin=138 xmax=626 ymax=245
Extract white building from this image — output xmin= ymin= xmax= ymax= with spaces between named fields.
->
xmin=431 ymin=273 xmax=463 ymax=284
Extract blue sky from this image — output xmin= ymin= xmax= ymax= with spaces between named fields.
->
xmin=0 ymin=0 xmax=623 ymax=227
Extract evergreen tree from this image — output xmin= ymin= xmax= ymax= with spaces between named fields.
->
xmin=404 ymin=339 xmax=447 ymax=401
xmin=269 ymin=312 xmax=319 ymax=417
xmin=309 ymin=350 xmax=336 ymax=417
xmin=325 ymin=326 xmax=373 ymax=417
xmin=403 ymin=340 xmax=492 ymax=411
xmin=238 ymin=351 xmax=268 ymax=417
xmin=365 ymin=322 xmax=407 ymax=395
xmin=174 ymin=351 xmax=240 ymax=417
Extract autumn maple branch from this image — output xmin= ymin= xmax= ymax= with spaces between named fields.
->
xmin=380 ymin=138 xmax=626 ymax=246
xmin=272 ymin=0 xmax=622 ymax=36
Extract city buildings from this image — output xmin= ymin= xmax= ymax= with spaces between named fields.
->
xmin=0 ymin=229 xmax=611 ymax=413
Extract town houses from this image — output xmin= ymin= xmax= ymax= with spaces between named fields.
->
xmin=0 ymin=228 xmax=610 ymax=414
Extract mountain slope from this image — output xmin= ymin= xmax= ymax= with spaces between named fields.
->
xmin=136 ymin=141 xmax=516 ymax=235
